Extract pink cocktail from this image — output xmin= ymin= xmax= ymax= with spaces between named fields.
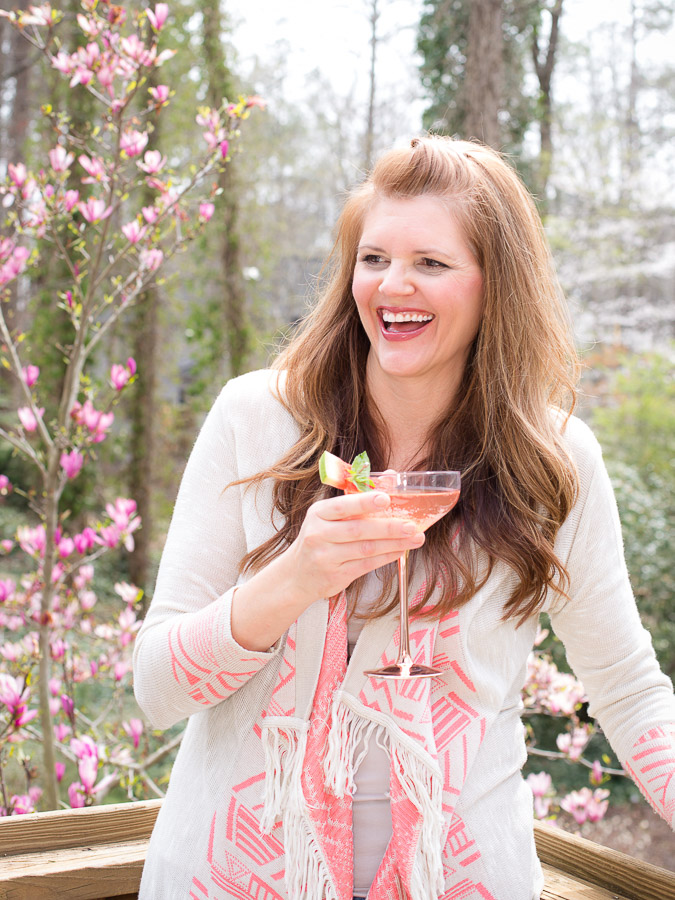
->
xmin=364 ymin=471 xmax=461 ymax=679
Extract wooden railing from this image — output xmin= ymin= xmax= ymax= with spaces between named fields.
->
xmin=0 ymin=799 xmax=673 ymax=899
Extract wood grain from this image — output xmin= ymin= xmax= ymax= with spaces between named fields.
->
xmin=541 ymin=864 xmax=633 ymax=899
xmin=534 ymin=821 xmax=675 ymax=900
xmin=0 ymin=800 xmax=161 ymax=856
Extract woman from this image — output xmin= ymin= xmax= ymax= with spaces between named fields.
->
xmin=133 ymin=137 xmax=675 ymax=900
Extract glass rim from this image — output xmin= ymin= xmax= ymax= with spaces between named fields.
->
xmin=369 ymin=470 xmax=461 ymax=477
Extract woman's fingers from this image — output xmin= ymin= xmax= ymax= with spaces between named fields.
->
xmin=314 ymin=490 xmax=391 ymax=521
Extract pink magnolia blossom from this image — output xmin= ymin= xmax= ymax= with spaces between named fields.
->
xmin=51 ymin=638 xmax=67 ymax=661
xmin=114 ymin=659 xmax=130 ymax=681
xmin=120 ymin=129 xmax=149 ymax=158
xmin=52 ymin=50 xmax=76 ymax=74
xmin=0 ymin=244 xmax=30 ymax=287
xmin=18 ymin=5 xmax=52 ymax=27
xmin=122 ymin=718 xmax=143 ymax=749
xmin=590 ymin=760 xmax=605 ymax=786
xmin=526 ymin=772 xmax=552 ymax=797
xmin=560 ymin=787 xmax=610 ymax=825
xmin=63 ymin=189 xmax=79 ymax=212
xmin=17 ymin=524 xmax=46 ymax=557
xmin=245 ymin=95 xmax=266 ymax=110
xmin=0 ymin=673 xmax=38 ymax=729
xmin=79 ymin=589 xmax=97 ymax=611
xmin=142 ymin=205 xmax=159 ymax=224
xmin=74 ymin=564 xmax=95 ymax=587
xmin=71 ymin=399 xmax=114 ymax=442
xmin=21 ymin=365 xmax=40 ymax=386
xmin=105 ymin=4 xmax=125 ymax=25
xmin=8 ymin=163 xmax=27 ymax=187
xmin=110 ymin=357 xmax=137 ymax=389
xmin=140 ymin=247 xmax=163 ymax=271
xmin=556 ymin=725 xmax=592 ymax=762
xmin=9 ymin=788 xmax=42 ymax=815
xmin=148 ymin=84 xmax=169 ymax=105
xmin=54 ymin=723 xmax=71 ymax=742
xmin=1 ymin=643 xmax=21 ymax=662
xmin=0 ymin=579 xmax=15 ymax=603
xmin=78 ymin=196 xmax=112 ymax=223
xmin=1 ymin=539 xmax=14 ymax=553
xmin=138 ymin=149 xmax=166 ymax=175
xmin=114 ymin=582 xmax=141 ymax=604
xmin=60 ymin=449 xmax=84 ymax=480
xmin=118 ymin=606 xmax=141 ymax=647
xmin=0 ymin=474 xmax=12 ymax=497
xmin=120 ymin=33 xmax=151 ymax=65
xmin=97 ymin=64 xmax=116 ymax=95
xmin=199 ymin=202 xmax=215 ymax=222
xmin=147 ymin=3 xmax=169 ymax=31
xmin=68 ymin=782 xmax=87 ymax=808
xmin=61 ymin=694 xmax=74 ymax=718
xmin=57 ymin=536 xmax=75 ymax=559
xmin=18 ymin=406 xmax=43 ymax=432
xmin=97 ymin=524 xmax=121 ymax=548
xmin=526 ymin=772 xmax=554 ymax=820
xmin=121 ymin=220 xmax=147 ymax=244
xmin=48 ymin=145 xmax=74 ymax=173
xmin=74 ymin=528 xmax=97 ymax=555
xmin=220 ymin=139 xmax=229 ymax=159
xmin=55 ymin=762 xmax=66 ymax=782
xmin=78 ymin=154 xmax=108 ymax=184
xmin=76 ymin=12 xmax=102 ymax=36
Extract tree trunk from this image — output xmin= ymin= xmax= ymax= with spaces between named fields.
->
xmin=201 ymin=0 xmax=248 ymax=380
xmin=127 ymin=280 xmax=159 ymax=598
xmin=531 ymin=0 xmax=564 ymax=205
xmin=463 ymin=0 xmax=504 ymax=147
xmin=364 ymin=0 xmax=380 ymax=172
xmin=0 ymin=0 xmax=32 ymax=404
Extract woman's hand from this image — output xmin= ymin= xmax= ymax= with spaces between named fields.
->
xmin=286 ymin=490 xmax=424 ymax=604
xmin=231 ymin=491 xmax=424 ymax=651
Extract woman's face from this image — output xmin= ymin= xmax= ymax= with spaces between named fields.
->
xmin=352 ymin=195 xmax=484 ymax=397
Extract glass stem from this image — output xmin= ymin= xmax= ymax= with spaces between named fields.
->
xmin=397 ymin=550 xmax=411 ymax=663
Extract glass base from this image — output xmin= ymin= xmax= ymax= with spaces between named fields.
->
xmin=363 ymin=661 xmax=442 ymax=680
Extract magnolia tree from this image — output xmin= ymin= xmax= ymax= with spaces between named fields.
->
xmin=0 ymin=0 xmax=261 ymax=814
xmin=521 ymin=624 xmax=622 ymax=828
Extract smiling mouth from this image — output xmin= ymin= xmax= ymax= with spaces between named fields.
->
xmin=378 ymin=308 xmax=434 ymax=333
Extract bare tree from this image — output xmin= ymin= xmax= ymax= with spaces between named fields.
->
xmin=531 ymin=0 xmax=564 ymax=200
xmin=463 ymin=0 xmax=504 ymax=147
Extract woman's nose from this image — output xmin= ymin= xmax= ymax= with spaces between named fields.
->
xmin=378 ymin=262 xmax=414 ymax=297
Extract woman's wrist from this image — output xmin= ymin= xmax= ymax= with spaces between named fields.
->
xmin=230 ymin=549 xmax=319 ymax=651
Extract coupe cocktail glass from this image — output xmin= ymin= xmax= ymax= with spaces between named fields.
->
xmin=363 ymin=470 xmax=460 ymax=680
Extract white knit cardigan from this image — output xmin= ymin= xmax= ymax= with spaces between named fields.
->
xmin=133 ymin=369 xmax=675 ymax=900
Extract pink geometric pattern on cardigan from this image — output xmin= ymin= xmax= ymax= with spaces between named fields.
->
xmin=168 ymin=605 xmax=264 ymax=706
xmin=187 ymin=585 xmax=494 ymax=900
xmin=192 ymin=808 xmax=285 ymax=900
xmin=623 ymin=722 xmax=675 ymax=826
xmin=301 ymin=594 xmax=353 ymax=899
xmin=355 ymin=588 xmax=492 ymax=898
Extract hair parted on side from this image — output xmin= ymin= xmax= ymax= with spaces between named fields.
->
xmin=238 ymin=135 xmax=581 ymax=624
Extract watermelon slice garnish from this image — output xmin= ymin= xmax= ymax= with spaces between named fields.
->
xmin=319 ymin=450 xmax=374 ymax=493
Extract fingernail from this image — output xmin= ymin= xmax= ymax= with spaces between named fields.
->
xmin=402 ymin=522 xmax=417 ymax=535
xmin=373 ymin=492 xmax=390 ymax=508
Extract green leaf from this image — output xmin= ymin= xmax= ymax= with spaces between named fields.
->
xmin=349 ymin=451 xmax=374 ymax=492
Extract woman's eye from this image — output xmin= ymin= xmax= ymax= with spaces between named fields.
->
xmin=361 ymin=254 xmax=386 ymax=265
xmin=420 ymin=257 xmax=447 ymax=269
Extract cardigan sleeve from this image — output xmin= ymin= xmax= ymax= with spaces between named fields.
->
xmin=132 ymin=379 xmax=281 ymax=730
xmin=548 ymin=422 xmax=675 ymax=827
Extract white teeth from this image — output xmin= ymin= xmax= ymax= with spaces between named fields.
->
xmin=382 ymin=311 xmax=433 ymax=323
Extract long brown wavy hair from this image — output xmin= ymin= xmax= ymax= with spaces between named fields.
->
xmin=240 ymin=136 xmax=580 ymax=624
